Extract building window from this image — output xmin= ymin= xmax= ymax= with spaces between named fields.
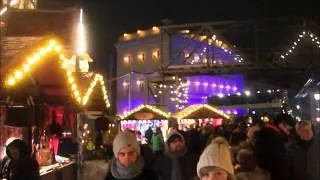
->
xmin=123 ymin=55 xmax=130 ymax=64
xmin=136 ymin=80 xmax=144 ymax=92
xmin=184 ymin=52 xmax=190 ymax=58
xmin=152 ymin=49 xmax=160 ymax=60
xmin=137 ymin=52 xmax=145 ymax=62
xmin=122 ymin=81 xmax=129 ymax=93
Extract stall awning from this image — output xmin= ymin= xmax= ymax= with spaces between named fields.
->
xmin=1 ymin=36 xmax=110 ymax=108
xmin=118 ymin=104 xmax=171 ymax=120
xmin=173 ymin=104 xmax=231 ymax=120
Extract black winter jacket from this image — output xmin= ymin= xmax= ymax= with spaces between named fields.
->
xmin=153 ymin=151 xmax=198 ymax=180
xmin=104 ymin=168 xmax=158 ymax=180
xmin=253 ymin=124 xmax=290 ymax=180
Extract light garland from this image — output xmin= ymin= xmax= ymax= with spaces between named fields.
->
xmin=81 ymin=73 xmax=111 ymax=107
xmin=4 ymin=39 xmax=111 ymax=108
xmin=185 ymin=33 xmax=244 ymax=63
xmin=154 ymin=76 xmax=241 ymax=109
xmin=122 ymin=26 xmax=161 ymax=41
xmin=120 ymin=26 xmax=243 ymax=63
xmin=173 ymin=104 xmax=230 ymax=120
xmin=210 ymin=89 xmax=282 ymax=99
xmin=118 ymin=104 xmax=171 ymax=119
xmin=280 ymin=30 xmax=320 ymax=60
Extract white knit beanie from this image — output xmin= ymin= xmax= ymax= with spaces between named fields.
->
xmin=197 ymin=137 xmax=234 ymax=177
xmin=113 ymin=131 xmax=141 ymax=157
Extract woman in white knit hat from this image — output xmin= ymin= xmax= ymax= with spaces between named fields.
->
xmin=197 ymin=137 xmax=235 ymax=180
xmin=104 ymin=131 xmax=158 ymax=180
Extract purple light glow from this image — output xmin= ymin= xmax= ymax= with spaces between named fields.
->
xmin=183 ymin=75 xmax=244 ymax=108
xmin=220 ymin=108 xmax=246 ymax=116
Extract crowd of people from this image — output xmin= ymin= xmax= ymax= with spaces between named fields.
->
xmin=1 ymin=113 xmax=320 ymax=180
xmin=105 ymin=114 xmax=320 ymax=180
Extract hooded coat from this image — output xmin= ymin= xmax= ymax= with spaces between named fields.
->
xmin=153 ymin=131 xmax=198 ymax=180
xmin=0 ymin=139 xmax=39 ymax=180
xmin=290 ymin=124 xmax=320 ymax=180
xmin=253 ymin=123 xmax=290 ymax=180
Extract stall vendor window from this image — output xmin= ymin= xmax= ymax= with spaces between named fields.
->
xmin=136 ymin=80 xmax=144 ymax=92
xmin=123 ymin=80 xmax=130 ymax=94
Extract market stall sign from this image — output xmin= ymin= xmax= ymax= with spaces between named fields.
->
xmin=134 ymin=112 xmax=154 ymax=120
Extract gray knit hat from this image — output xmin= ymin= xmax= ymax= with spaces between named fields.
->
xmin=113 ymin=131 xmax=141 ymax=157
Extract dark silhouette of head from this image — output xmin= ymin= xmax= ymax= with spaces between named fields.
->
xmin=52 ymin=110 xmax=57 ymax=123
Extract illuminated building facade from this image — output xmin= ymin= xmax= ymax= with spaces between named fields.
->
xmin=115 ymin=27 xmax=246 ymax=114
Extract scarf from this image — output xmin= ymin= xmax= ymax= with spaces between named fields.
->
xmin=110 ymin=156 xmax=144 ymax=179
xmin=165 ymin=148 xmax=187 ymax=180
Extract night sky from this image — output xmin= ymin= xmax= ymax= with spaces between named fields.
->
xmin=40 ymin=0 xmax=319 ymax=73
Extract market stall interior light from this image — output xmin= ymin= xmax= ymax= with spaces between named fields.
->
xmin=4 ymin=39 xmax=111 ymax=108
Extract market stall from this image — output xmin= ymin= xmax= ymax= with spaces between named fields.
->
xmin=173 ymin=104 xmax=231 ymax=130
xmin=0 ymin=7 xmax=112 ymax=180
xmin=118 ymin=104 xmax=171 ymax=143
xmin=0 ymin=37 xmax=111 ymax=179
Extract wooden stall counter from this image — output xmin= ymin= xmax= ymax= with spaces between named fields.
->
xmin=40 ymin=161 xmax=76 ymax=180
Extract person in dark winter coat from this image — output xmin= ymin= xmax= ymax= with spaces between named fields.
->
xmin=0 ymin=138 xmax=40 ymax=180
xmin=104 ymin=131 xmax=158 ymax=180
xmin=235 ymin=148 xmax=270 ymax=180
xmin=186 ymin=124 xmax=202 ymax=156
xmin=153 ymin=130 xmax=198 ymax=180
xmin=253 ymin=114 xmax=295 ymax=180
xmin=290 ymin=120 xmax=320 ymax=180
xmin=145 ymin=127 xmax=153 ymax=145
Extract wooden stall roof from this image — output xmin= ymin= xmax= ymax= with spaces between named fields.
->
xmin=3 ymin=8 xmax=77 ymax=37
xmin=172 ymin=104 xmax=231 ymax=120
xmin=1 ymin=36 xmax=110 ymax=108
xmin=0 ymin=8 xmax=78 ymax=71
xmin=118 ymin=104 xmax=171 ymax=120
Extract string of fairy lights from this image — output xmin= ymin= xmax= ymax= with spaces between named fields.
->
xmin=121 ymin=27 xmax=244 ymax=64
xmin=151 ymin=74 xmax=288 ymax=113
xmin=280 ymin=30 xmax=320 ymax=61
xmin=4 ymin=39 xmax=111 ymax=108
xmin=182 ymin=31 xmax=244 ymax=63
xmin=153 ymin=76 xmax=189 ymax=110
xmin=118 ymin=104 xmax=171 ymax=119
xmin=210 ymin=89 xmax=283 ymax=99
